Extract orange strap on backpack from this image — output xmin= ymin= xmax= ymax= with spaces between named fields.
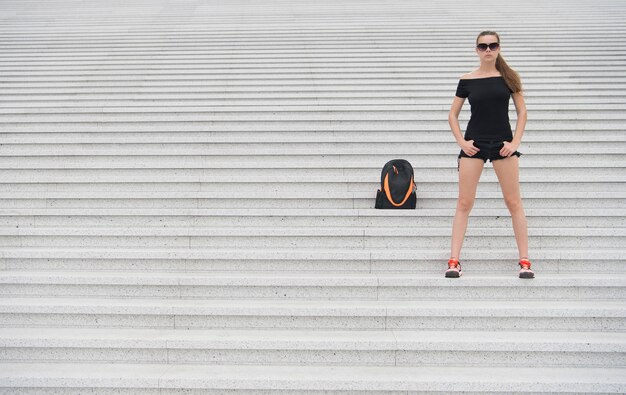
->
xmin=383 ymin=173 xmax=415 ymax=207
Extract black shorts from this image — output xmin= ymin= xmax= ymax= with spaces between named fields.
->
xmin=458 ymin=140 xmax=522 ymax=163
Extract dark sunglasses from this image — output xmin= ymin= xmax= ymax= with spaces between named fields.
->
xmin=476 ymin=42 xmax=500 ymax=51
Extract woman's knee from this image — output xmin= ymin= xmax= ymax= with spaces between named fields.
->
xmin=504 ymin=196 xmax=524 ymax=213
xmin=456 ymin=196 xmax=475 ymax=213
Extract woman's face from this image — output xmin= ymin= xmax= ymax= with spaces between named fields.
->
xmin=476 ymin=34 xmax=500 ymax=61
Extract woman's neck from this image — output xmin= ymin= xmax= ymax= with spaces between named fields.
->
xmin=478 ymin=63 xmax=498 ymax=74
xmin=473 ymin=63 xmax=499 ymax=78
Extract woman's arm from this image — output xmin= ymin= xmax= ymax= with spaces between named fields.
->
xmin=449 ymin=96 xmax=478 ymax=156
xmin=502 ymin=92 xmax=528 ymax=156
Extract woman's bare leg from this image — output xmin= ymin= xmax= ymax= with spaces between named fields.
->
xmin=451 ymin=158 xmax=485 ymax=259
xmin=493 ymin=156 xmax=529 ymax=259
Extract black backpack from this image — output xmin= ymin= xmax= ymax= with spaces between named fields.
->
xmin=375 ymin=159 xmax=416 ymax=209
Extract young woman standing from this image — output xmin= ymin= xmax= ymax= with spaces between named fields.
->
xmin=446 ymin=31 xmax=534 ymax=279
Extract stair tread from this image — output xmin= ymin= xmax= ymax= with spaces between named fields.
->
xmin=3 ymin=247 xmax=623 ymax=259
xmin=0 ymin=363 xmax=624 ymax=391
xmin=2 ymin=297 xmax=624 ymax=314
xmin=1 ymin=226 xmax=623 ymax=236
xmin=2 ymin=271 xmax=626 ymax=285
xmin=0 ymin=190 xmax=624 ymax=198
xmin=3 ymin=208 xmax=625 ymax=216
xmin=1 ymin=327 xmax=624 ymax=351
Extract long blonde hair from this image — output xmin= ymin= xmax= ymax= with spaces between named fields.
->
xmin=477 ymin=31 xmax=522 ymax=93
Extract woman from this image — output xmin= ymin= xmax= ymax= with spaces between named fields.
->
xmin=446 ymin=31 xmax=534 ymax=279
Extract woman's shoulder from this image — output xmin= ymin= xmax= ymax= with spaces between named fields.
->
xmin=459 ymin=70 xmax=502 ymax=80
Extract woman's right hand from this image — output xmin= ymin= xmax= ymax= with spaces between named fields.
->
xmin=459 ymin=140 xmax=480 ymax=156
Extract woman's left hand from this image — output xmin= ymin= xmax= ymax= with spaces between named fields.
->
xmin=500 ymin=141 xmax=519 ymax=157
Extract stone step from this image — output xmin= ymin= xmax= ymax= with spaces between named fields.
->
xmin=2 ymin=154 xmax=625 ymax=169
xmin=1 ymin=109 xmax=625 ymax=123
xmin=36 ymin=54 xmax=603 ymax=63
xmin=1 ymin=168 xmax=623 ymax=185
xmin=2 ymin=30 xmax=619 ymax=38
xmin=0 ymin=72 xmax=621 ymax=83
xmin=2 ymin=181 xmax=623 ymax=196
xmin=1 ymin=272 xmax=624 ymax=300
xmin=0 ymin=34 xmax=622 ymax=44
xmin=1 ymin=190 xmax=623 ymax=201
xmin=5 ymin=80 xmax=623 ymax=90
xmin=1 ymin=363 xmax=624 ymax=394
xmin=0 ymin=61 xmax=621 ymax=73
xmin=1 ymin=48 xmax=621 ymax=57
xmin=0 ymin=71 xmax=620 ymax=80
xmin=1 ymin=102 xmax=625 ymax=114
xmin=0 ymin=63 xmax=624 ymax=73
xmin=1 ymin=226 xmax=623 ymax=249
xmin=2 ymin=247 xmax=622 ymax=274
xmin=3 ymin=119 xmax=624 ymax=133
xmin=3 ymin=130 xmax=624 ymax=143
xmin=0 ymin=328 xmax=624 ymax=367
xmin=2 ymin=208 xmax=624 ymax=229
xmin=2 ymin=141 xmax=623 ymax=156
xmin=0 ymin=73 xmax=621 ymax=84
xmin=0 ymin=167 xmax=429 ymax=182
xmin=3 ymin=96 xmax=626 ymax=108
xmin=0 ymin=298 xmax=624 ymax=331
xmin=17 ymin=32 xmax=600 ymax=43
xmin=3 ymin=36 xmax=621 ymax=45
xmin=3 ymin=74 xmax=626 ymax=85
xmin=0 ymin=196 xmax=626 ymax=210
xmin=2 ymin=90 xmax=625 ymax=102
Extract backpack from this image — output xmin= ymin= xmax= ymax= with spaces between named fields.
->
xmin=375 ymin=159 xmax=416 ymax=209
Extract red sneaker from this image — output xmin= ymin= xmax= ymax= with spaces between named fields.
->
xmin=519 ymin=258 xmax=535 ymax=279
xmin=445 ymin=258 xmax=462 ymax=278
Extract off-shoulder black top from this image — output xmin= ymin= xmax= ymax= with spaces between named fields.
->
xmin=455 ymin=76 xmax=513 ymax=142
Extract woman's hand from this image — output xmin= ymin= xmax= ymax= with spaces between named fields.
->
xmin=500 ymin=141 xmax=519 ymax=157
xmin=460 ymin=140 xmax=479 ymax=156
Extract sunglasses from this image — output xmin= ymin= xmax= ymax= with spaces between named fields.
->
xmin=476 ymin=42 xmax=500 ymax=51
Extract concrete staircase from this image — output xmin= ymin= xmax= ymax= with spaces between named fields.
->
xmin=1 ymin=0 xmax=625 ymax=393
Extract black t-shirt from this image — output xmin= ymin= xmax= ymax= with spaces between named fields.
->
xmin=455 ymin=76 xmax=513 ymax=142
